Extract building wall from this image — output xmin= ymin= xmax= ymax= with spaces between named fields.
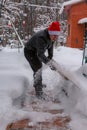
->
xmin=66 ymin=2 xmax=87 ymax=48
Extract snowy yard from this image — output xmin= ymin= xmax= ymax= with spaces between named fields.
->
xmin=0 ymin=46 xmax=87 ymax=130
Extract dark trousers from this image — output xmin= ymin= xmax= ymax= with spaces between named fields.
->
xmin=24 ymin=47 xmax=43 ymax=94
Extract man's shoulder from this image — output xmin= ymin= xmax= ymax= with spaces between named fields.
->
xmin=35 ymin=29 xmax=48 ymax=37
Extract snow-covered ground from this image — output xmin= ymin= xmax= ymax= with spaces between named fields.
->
xmin=0 ymin=46 xmax=87 ymax=130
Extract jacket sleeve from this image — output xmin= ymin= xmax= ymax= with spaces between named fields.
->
xmin=36 ymin=38 xmax=50 ymax=64
xmin=47 ymin=43 xmax=53 ymax=59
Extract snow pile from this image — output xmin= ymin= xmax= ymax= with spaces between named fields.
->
xmin=0 ymin=48 xmax=33 ymax=130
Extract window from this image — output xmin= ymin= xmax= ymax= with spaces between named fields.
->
xmin=68 ymin=24 xmax=70 ymax=36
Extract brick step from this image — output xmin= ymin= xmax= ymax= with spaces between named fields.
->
xmin=7 ymin=116 xmax=71 ymax=130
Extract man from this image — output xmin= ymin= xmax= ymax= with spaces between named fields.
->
xmin=24 ymin=21 xmax=61 ymax=99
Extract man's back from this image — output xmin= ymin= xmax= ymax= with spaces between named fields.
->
xmin=25 ymin=29 xmax=51 ymax=52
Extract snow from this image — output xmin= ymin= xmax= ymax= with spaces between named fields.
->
xmin=59 ymin=0 xmax=83 ymax=14
xmin=78 ymin=17 xmax=87 ymax=24
xmin=0 ymin=46 xmax=87 ymax=130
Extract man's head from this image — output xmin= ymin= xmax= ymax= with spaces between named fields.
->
xmin=48 ymin=21 xmax=60 ymax=42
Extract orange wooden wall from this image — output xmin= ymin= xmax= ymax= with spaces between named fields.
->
xmin=66 ymin=2 xmax=87 ymax=48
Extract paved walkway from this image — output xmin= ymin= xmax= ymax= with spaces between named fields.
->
xmin=7 ymin=91 xmax=71 ymax=130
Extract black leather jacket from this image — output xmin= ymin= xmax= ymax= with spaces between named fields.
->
xmin=25 ymin=29 xmax=53 ymax=63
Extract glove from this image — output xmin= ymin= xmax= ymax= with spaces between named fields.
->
xmin=47 ymin=60 xmax=56 ymax=71
xmin=47 ymin=56 xmax=52 ymax=60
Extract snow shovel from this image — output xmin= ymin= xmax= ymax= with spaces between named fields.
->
xmin=50 ymin=59 xmax=87 ymax=91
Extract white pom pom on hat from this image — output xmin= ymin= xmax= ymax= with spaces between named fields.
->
xmin=48 ymin=21 xmax=61 ymax=35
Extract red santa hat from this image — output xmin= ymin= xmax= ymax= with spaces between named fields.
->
xmin=48 ymin=21 xmax=60 ymax=35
